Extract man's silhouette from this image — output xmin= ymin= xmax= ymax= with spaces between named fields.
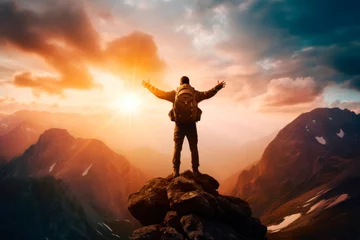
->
xmin=142 ymin=76 xmax=226 ymax=177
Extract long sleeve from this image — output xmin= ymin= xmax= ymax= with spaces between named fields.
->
xmin=195 ymin=86 xmax=220 ymax=103
xmin=147 ymin=84 xmax=176 ymax=103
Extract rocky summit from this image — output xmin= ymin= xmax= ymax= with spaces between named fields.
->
xmin=127 ymin=170 xmax=267 ymax=240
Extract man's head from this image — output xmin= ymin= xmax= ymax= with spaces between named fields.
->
xmin=180 ymin=76 xmax=190 ymax=85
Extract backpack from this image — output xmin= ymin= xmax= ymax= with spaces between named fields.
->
xmin=170 ymin=84 xmax=198 ymax=123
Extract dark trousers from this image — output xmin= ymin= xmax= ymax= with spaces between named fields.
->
xmin=172 ymin=122 xmax=199 ymax=170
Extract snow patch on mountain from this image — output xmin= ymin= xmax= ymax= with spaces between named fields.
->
xmin=82 ymin=164 xmax=93 ymax=176
xmin=267 ymin=213 xmax=301 ymax=233
xmin=307 ymin=199 xmax=328 ymax=214
xmin=98 ymin=222 xmax=112 ymax=232
xmin=306 ymin=193 xmax=348 ymax=214
xmin=337 ymin=129 xmax=345 ymax=138
xmin=305 ymin=195 xmax=320 ymax=203
xmin=315 ymin=136 xmax=326 ymax=145
xmin=26 ymin=128 xmax=37 ymax=134
xmin=326 ymin=194 xmax=349 ymax=208
xmin=302 ymin=203 xmax=310 ymax=208
xmin=305 ymin=188 xmax=330 ymax=204
xmin=102 ymin=223 xmax=112 ymax=232
xmin=49 ymin=163 xmax=56 ymax=172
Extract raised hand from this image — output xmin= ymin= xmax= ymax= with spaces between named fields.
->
xmin=216 ymin=80 xmax=226 ymax=90
xmin=141 ymin=79 xmax=151 ymax=89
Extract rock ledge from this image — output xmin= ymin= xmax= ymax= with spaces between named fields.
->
xmin=128 ymin=170 xmax=267 ymax=240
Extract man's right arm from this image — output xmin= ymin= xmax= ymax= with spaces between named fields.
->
xmin=142 ymin=80 xmax=175 ymax=102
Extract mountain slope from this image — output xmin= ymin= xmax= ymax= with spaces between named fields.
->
xmin=265 ymin=177 xmax=360 ymax=239
xmin=220 ymin=131 xmax=277 ymax=194
xmin=230 ymin=108 xmax=360 ymax=239
xmin=1 ymin=128 xmax=149 ymax=220
xmin=0 ymin=176 xmax=119 ymax=240
xmin=0 ymin=121 xmax=44 ymax=163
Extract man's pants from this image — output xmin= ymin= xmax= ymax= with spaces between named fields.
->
xmin=172 ymin=122 xmax=199 ymax=170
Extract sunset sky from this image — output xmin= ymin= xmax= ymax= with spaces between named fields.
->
xmin=1 ymin=0 xmax=360 ymax=155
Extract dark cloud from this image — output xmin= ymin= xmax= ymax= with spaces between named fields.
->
xmin=0 ymin=0 xmax=166 ymax=95
xmin=191 ymin=0 xmax=360 ymax=105
xmin=349 ymin=77 xmax=360 ymax=91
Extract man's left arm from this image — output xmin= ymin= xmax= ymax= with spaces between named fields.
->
xmin=195 ymin=81 xmax=226 ymax=103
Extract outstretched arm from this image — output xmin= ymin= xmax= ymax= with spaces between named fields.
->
xmin=195 ymin=81 xmax=226 ymax=103
xmin=142 ymin=80 xmax=176 ymax=103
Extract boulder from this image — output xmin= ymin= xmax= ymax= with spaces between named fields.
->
xmin=128 ymin=178 xmax=170 ymax=225
xmin=132 ymin=224 xmax=163 ymax=240
xmin=181 ymin=170 xmax=220 ymax=194
xmin=128 ymin=172 xmax=267 ymax=240
xmin=171 ymin=190 xmax=217 ymax=217
xmin=166 ymin=176 xmax=202 ymax=202
xmin=216 ymin=195 xmax=252 ymax=220
xmin=222 ymin=195 xmax=252 ymax=216
xmin=164 ymin=211 xmax=181 ymax=230
xmin=160 ymin=227 xmax=185 ymax=240
xmin=132 ymin=225 xmax=184 ymax=240
xmin=181 ymin=214 xmax=247 ymax=240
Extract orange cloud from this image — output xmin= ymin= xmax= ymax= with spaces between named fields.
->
xmin=105 ymin=31 xmax=166 ymax=85
xmin=0 ymin=1 xmax=166 ymax=95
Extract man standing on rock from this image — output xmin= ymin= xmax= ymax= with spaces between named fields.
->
xmin=142 ymin=76 xmax=226 ymax=177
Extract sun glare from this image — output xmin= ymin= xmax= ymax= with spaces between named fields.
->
xmin=115 ymin=92 xmax=142 ymax=115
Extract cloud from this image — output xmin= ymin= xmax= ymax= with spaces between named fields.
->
xmin=258 ymin=77 xmax=322 ymax=107
xmin=104 ymin=31 xmax=166 ymax=84
xmin=0 ymin=0 xmax=166 ymax=95
xmin=183 ymin=0 xmax=360 ymax=106
xmin=0 ymin=1 xmax=99 ymax=94
xmin=0 ymin=96 xmax=15 ymax=104
xmin=348 ymin=77 xmax=360 ymax=91
xmin=330 ymin=100 xmax=360 ymax=114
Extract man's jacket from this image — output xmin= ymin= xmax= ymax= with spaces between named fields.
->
xmin=147 ymin=84 xmax=220 ymax=103
xmin=147 ymin=84 xmax=221 ymax=122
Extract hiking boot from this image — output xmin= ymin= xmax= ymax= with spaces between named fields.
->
xmin=192 ymin=167 xmax=202 ymax=176
xmin=172 ymin=168 xmax=180 ymax=178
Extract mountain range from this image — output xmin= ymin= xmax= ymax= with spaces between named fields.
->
xmin=1 ymin=128 xmax=149 ymax=220
xmin=1 ymin=107 xmax=360 ymax=239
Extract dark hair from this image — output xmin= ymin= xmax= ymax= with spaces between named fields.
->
xmin=180 ymin=76 xmax=190 ymax=85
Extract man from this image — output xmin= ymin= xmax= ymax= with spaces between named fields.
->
xmin=142 ymin=76 xmax=226 ymax=177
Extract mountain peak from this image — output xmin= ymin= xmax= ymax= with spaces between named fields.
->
xmin=39 ymin=128 xmax=73 ymax=140
xmin=37 ymin=128 xmax=74 ymax=149
xmin=305 ymin=107 xmax=357 ymax=119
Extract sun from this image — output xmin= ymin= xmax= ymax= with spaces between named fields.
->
xmin=115 ymin=92 xmax=142 ymax=115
